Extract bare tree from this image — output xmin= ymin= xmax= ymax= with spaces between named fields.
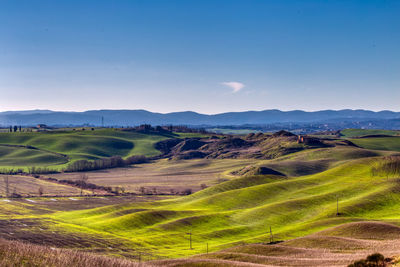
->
xmin=139 ymin=187 xmax=146 ymax=194
xmin=38 ymin=186 xmax=44 ymax=196
xmin=78 ymin=174 xmax=89 ymax=196
xmin=3 ymin=176 xmax=9 ymax=198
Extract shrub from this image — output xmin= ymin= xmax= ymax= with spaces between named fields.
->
xmin=182 ymin=188 xmax=192 ymax=195
xmin=348 ymin=253 xmax=389 ymax=267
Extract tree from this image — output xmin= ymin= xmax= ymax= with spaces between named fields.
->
xmin=182 ymin=188 xmax=192 ymax=195
xmin=3 ymin=176 xmax=9 ymax=198
xmin=78 ymin=174 xmax=89 ymax=196
xmin=38 ymin=186 xmax=44 ymax=196
xmin=114 ymin=187 xmax=120 ymax=195
xmin=13 ymin=126 xmax=17 ymax=132
xmin=139 ymin=187 xmax=146 ymax=194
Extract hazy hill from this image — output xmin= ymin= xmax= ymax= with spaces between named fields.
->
xmin=0 ymin=109 xmax=399 ymax=127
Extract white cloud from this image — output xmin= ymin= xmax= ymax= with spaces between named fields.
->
xmin=221 ymin=81 xmax=245 ymax=93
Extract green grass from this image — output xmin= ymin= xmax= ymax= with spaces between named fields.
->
xmin=0 ymin=129 xmax=200 ymax=170
xmin=46 ymin=155 xmax=400 ymax=258
xmin=2 ymin=129 xmax=400 ymax=260
xmin=0 ymin=145 xmax=67 ymax=166
xmin=350 ymin=137 xmax=400 ymax=152
xmin=340 ymin=129 xmax=400 ymax=138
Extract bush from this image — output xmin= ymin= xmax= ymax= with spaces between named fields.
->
xmin=182 ymin=188 xmax=192 ymax=195
xmin=348 ymin=253 xmax=389 ymax=267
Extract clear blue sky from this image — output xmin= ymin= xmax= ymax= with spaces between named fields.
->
xmin=0 ymin=0 xmax=399 ymax=113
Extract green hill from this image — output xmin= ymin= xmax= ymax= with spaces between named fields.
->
xmin=0 ymin=129 xmax=176 ymax=170
xmin=51 ymin=155 xmax=400 ymax=258
xmin=0 ymin=145 xmax=67 ymax=166
xmin=350 ymin=136 xmax=400 ymax=152
xmin=340 ymin=128 xmax=400 ymax=138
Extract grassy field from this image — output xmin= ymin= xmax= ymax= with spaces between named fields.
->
xmin=0 ymin=129 xmax=193 ymax=171
xmin=1 ymin=130 xmax=400 ymax=266
xmin=350 ymin=136 xmax=400 ymax=152
xmin=0 ymin=144 xmax=68 ymax=166
xmin=0 ymin=174 xmax=84 ymax=197
xmin=50 ymin=158 xmax=257 ymax=194
xmin=45 ymin=156 xmax=400 ymax=259
xmin=0 ymin=238 xmax=149 ymax=267
xmin=340 ymin=128 xmax=400 ymax=138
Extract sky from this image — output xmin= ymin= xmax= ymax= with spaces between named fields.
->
xmin=0 ymin=0 xmax=399 ymax=114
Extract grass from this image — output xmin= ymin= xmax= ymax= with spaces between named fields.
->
xmin=0 ymin=238 xmax=150 ymax=267
xmin=0 ymin=174 xmax=83 ymax=197
xmin=0 ymin=145 xmax=67 ymax=166
xmin=2 ymin=131 xmax=400 ymax=265
xmin=0 ymin=129 xmax=202 ymax=171
xmin=46 ymin=156 xmax=400 ymax=258
xmin=350 ymin=137 xmax=400 ymax=152
xmin=340 ymin=128 xmax=400 ymax=138
xmin=50 ymin=158 xmax=257 ymax=194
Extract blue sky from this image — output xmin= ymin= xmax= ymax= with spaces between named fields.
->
xmin=0 ymin=0 xmax=399 ymax=113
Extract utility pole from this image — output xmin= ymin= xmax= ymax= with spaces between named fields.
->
xmin=186 ymin=230 xmax=192 ymax=249
xmin=269 ymin=226 xmax=274 ymax=243
xmin=101 ymin=116 xmax=104 ymax=127
xmin=336 ymin=195 xmax=339 ymax=216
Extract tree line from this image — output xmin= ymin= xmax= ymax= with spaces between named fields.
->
xmin=64 ymin=155 xmax=148 ymax=172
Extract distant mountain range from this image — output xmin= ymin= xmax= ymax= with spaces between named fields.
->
xmin=0 ymin=109 xmax=399 ymax=129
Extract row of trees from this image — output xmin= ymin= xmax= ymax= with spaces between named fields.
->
xmin=64 ymin=155 xmax=148 ymax=172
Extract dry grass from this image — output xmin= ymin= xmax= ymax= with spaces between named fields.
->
xmin=0 ymin=174 xmax=82 ymax=197
xmin=50 ymin=159 xmax=256 ymax=194
xmin=0 ymin=238 xmax=151 ymax=267
xmin=154 ymin=221 xmax=400 ymax=266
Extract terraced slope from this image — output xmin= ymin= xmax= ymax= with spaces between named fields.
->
xmin=51 ymin=156 xmax=400 ymax=259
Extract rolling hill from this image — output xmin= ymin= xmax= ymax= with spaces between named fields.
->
xmin=50 ymin=155 xmax=400 ymax=260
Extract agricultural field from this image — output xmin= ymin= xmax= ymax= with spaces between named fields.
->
xmin=350 ymin=136 xmax=400 ymax=152
xmin=50 ymin=158 xmax=257 ymax=194
xmin=0 ymin=174 xmax=83 ymax=197
xmin=340 ymin=128 xmax=400 ymax=138
xmin=1 ymin=128 xmax=400 ymax=266
xmin=0 ymin=129 xmax=192 ymax=171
